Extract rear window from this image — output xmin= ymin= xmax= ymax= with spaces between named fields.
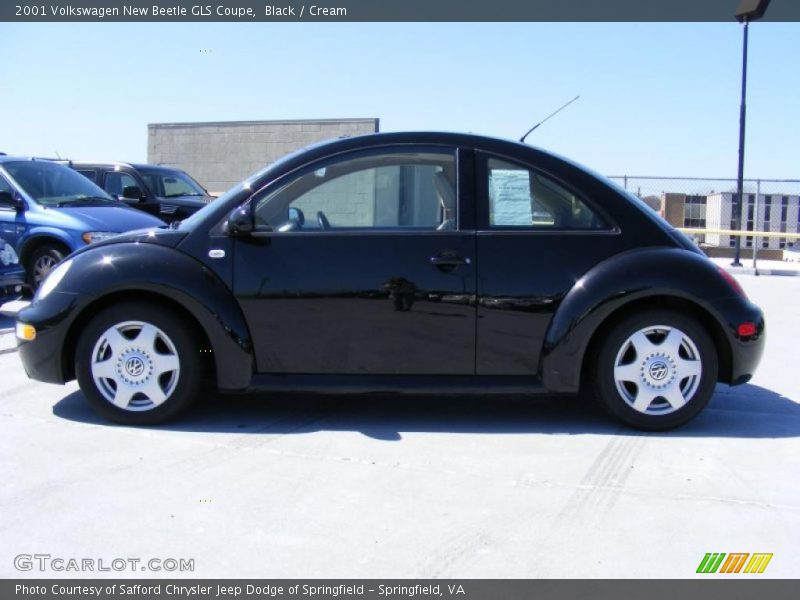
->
xmin=487 ymin=158 xmax=608 ymax=230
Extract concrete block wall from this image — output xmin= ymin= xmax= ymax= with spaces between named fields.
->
xmin=147 ymin=118 xmax=379 ymax=194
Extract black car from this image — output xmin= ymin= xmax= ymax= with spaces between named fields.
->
xmin=16 ymin=132 xmax=765 ymax=430
xmin=62 ymin=161 xmax=212 ymax=223
xmin=0 ymin=234 xmax=25 ymax=305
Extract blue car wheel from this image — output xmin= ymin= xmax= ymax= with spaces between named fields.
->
xmin=28 ymin=244 xmax=67 ymax=291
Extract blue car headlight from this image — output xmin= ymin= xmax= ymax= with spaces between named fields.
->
xmin=82 ymin=231 xmax=119 ymax=244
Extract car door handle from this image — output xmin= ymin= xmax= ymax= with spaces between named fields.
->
xmin=429 ymin=255 xmax=471 ymax=266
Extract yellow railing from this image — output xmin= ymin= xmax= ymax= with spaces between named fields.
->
xmin=678 ymin=228 xmax=800 ymax=240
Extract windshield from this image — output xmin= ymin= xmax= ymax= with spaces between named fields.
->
xmin=3 ymin=161 xmax=116 ymax=207
xmin=138 ymin=168 xmax=207 ymax=198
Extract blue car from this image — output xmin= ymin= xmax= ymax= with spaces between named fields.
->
xmin=0 ymin=234 xmax=25 ymax=306
xmin=0 ymin=157 xmax=165 ymax=290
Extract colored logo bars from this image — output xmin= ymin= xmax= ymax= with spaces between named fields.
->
xmin=696 ymin=553 xmax=773 ymax=574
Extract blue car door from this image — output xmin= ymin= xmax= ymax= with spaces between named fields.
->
xmin=0 ymin=173 xmax=26 ymax=250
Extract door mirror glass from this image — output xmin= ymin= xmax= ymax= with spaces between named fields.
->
xmin=287 ymin=206 xmax=304 ymax=226
xmin=225 ymin=205 xmax=256 ymax=236
xmin=0 ymin=190 xmax=22 ymax=211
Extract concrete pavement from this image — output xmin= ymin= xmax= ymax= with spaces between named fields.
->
xmin=0 ymin=276 xmax=798 ymax=578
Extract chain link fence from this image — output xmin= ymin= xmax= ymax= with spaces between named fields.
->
xmin=607 ymin=176 xmax=800 ymax=200
xmin=606 ymin=176 xmax=800 ymax=262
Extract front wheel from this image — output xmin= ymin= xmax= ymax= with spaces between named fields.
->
xmin=592 ymin=310 xmax=718 ymax=431
xmin=27 ymin=244 xmax=67 ymax=291
xmin=75 ymin=302 xmax=204 ymax=424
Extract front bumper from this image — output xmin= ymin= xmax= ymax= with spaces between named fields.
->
xmin=16 ymin=291 xmax=79 ymax=384
xmin=0 ymin=266 xmax=25 ymax=305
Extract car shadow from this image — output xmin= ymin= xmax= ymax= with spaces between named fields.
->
xmin=52 ymin=383 xmax=800 ymax=440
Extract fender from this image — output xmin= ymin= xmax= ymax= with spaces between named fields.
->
xmin=541 ymin=247 xmax=747 ymax=392
xmin=44 ymin=242 xmax=253 ymax=390
xmin=18 ymin=228 xmax=76 ymax=258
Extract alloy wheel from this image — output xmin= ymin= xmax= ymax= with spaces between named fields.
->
xmin=612 ymin=324 xmax=703 ymax=415
xmin=33 ymin=254 xmax=59 ymax=286
xmin=90 ymin=320 xmax=181 ymax=411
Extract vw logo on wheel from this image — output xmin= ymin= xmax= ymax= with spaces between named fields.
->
xmin=648 ymin=360 xmax=669 ymax=381
xmin=124 ymin=356 xmax=146 ymax=378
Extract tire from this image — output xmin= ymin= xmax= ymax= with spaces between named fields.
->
xmin=75 ymin=302 xmax=204 ymax=425
xmin=591 ymin=309 xmax=718 ymax=431
xmin=27 ymin=244 xmax=67 ymax=291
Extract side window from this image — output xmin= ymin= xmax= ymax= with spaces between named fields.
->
xmin=104 ymin=172 xmax=139 ymax=197
xmin=487 ymin=158 xmax=607 ymax=230
xmin=0 ymin=175 xmax=13 ymax=194
xmin=0 ymin=175 xmax=14 ymax=210
xmin=76 ymin=170 xmax=97 ymax=183
xmin=253 ymin=150 xmax=456 ymax=232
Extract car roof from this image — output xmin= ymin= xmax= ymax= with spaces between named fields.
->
xmin=130 ymin=163 xmax=185 ymax=172
xmin=0 ymin=156 xmax=55 ymax=164
xmin=305 ymin=131 xmax=534 ymax=152
xmin=266 ymin=131 xmax=586 ymax=171
xmin=57 ymin=160 xmax=183 ymax=173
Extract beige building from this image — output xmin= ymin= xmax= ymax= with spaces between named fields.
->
xmin=147 ymin=118 xmax=379 ymax=194
xmin=705 ymin=192 xmax=800 ymax=250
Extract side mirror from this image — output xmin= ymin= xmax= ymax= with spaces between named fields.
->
xmin=225 ymin=206 xmax=255 ymax=237
xmin=288 ymin=206 xmax=305 ymax=226
xmin=122 ymin=185 xmax=145 ymax=201
xmin=0 ymin=190 xmax=23 ymax=211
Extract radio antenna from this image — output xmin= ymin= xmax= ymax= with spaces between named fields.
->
xmin=520 ymin=95 xmax=580 ymax=143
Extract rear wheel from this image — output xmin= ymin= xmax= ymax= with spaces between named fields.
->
xmin=75 ymin=302 xmax=204 ymax=424
xmin=592 ymin=310 xmax=718 ymax=431
xmin=27 ymin=244 xmax=67 ymax=291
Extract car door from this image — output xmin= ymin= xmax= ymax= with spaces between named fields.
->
xmin=474 ymin=151 xmax=626 ymax=376
xmin=232 ymin=146 xmax=477 ymax=375
xmin=102 ymin=169 xmax=157 ymax=215
xmin=0 ymin=172 xmax=25 ymax=250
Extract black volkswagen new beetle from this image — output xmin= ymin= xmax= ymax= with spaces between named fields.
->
xmin=16 ymin=132 xmax=765 ymax=430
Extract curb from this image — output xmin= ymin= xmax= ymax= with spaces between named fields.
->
xmin=721 ymin=266 xmax=800 ymax=277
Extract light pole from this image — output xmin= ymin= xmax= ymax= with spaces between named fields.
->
xmin=731 ymin=0 xmax=771 ymax=267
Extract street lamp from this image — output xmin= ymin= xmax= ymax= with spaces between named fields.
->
xmin=731 ymin=0 xmax=771 ymax=267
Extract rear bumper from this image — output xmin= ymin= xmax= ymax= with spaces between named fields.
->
xmin=715 ymin=297 xmax=766 ymax=385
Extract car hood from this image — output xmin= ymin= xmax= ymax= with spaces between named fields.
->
xmin=55 ymin=205 xmax=166 ymax=231
xmin=156 ymin=195 xmax=210 ymax=208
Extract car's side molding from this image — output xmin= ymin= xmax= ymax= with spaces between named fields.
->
xmin=57 ymin=243 xmax=254 ymax=390
xmin=540 ymin=247 xmax=746 ymax=392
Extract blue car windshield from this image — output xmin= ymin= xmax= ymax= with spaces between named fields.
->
xmin=3 ymin=161 xmax=117 ymax=207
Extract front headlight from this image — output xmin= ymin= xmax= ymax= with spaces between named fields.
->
xmin=82 ymin=231 xmax=119 ymax=244
xmin=35 ymin=259 xmax=72 ymax=301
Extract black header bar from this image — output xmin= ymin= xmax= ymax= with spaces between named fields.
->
xmin=4 ymin=0 xmax=800 ymax=22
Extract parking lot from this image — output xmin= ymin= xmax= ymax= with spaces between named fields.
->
xmin=1 ymin=273 xmax=798 ymax=579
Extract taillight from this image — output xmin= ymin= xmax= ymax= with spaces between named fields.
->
xmin=738 ymin=322 xmax=757 ymax=337
xmin=717 ymin=266 xmax=748 ymax=299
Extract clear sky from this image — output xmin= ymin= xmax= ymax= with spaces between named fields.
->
xmin=2 ymin=22 xmax=798 ymax=179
